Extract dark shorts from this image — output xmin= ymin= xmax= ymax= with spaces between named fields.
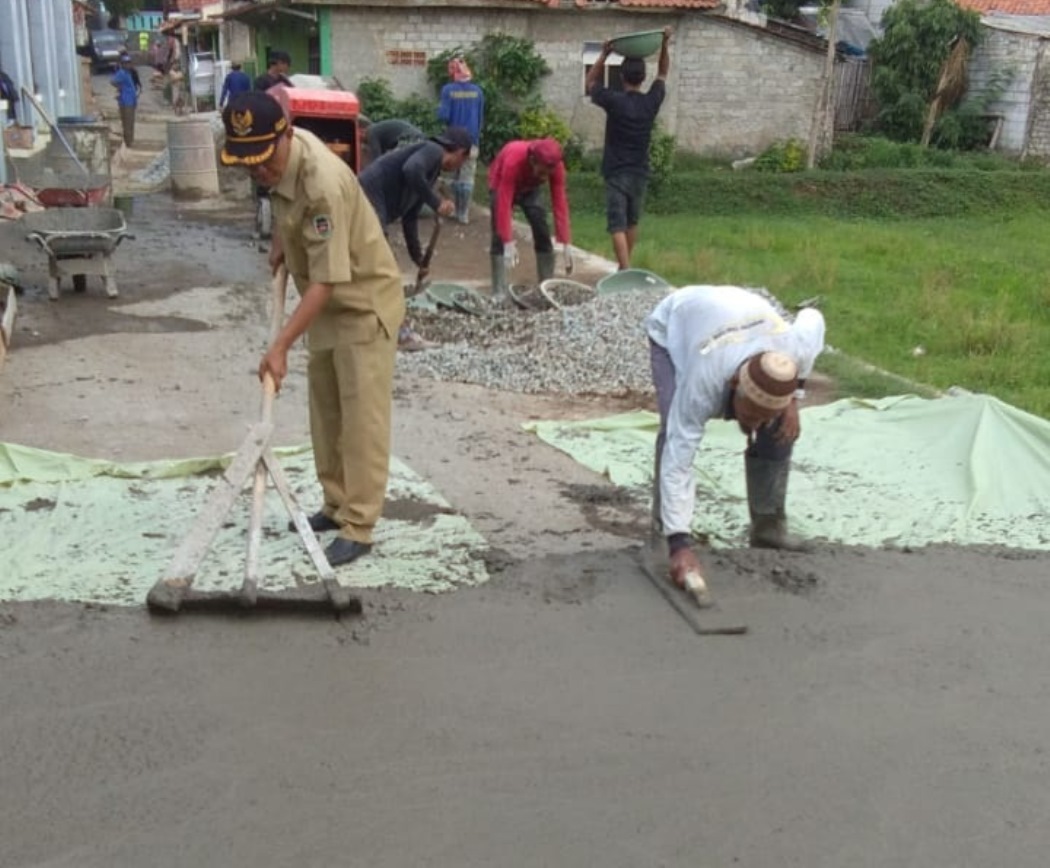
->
xmin=605 ymin=172 xmax=649 ymax=234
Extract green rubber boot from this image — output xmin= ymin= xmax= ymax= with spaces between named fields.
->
xmin=536 ymin=251 xmax=556 ymax=284
xmin=745 ymin=454 xmax=812 ymax=552
xmin=490 ymin=254 xmax=509 ymax=304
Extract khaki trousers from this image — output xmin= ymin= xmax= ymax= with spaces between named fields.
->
xmin=307 ymin=320 xmax=397 ymax=544
xmin=119 ymin=105 xmax=135 ymax=147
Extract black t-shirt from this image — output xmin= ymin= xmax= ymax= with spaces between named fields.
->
xmin=254 ymin=72 xmax=292 ymax=91
xmin=359 ymin=140 xmax=444 ymax=265
xmin=591 ymin=79 xmax=666 ymax=178
xmin=366 ymin=119 xmax=425 ymax=160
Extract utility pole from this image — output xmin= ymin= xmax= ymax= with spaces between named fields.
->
xmin=806 ymin=0 xmax=840 ymax=169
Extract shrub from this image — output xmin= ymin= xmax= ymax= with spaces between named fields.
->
xmin=753 ymin=138 xmax=807 ymax=173
xmin=648 ymin=127 xmax=676 ymax=191
xmin=357 ymin=77 xmax=399 ymax=121
xmin=518 ymin=104 xmax=585 ymax=169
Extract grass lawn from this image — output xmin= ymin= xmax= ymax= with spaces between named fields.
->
xmin=571 ymin=210 xmax=1050 ymax=418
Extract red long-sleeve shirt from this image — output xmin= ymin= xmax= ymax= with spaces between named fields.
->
xmin=487 ymin=140 xmax=571 ymax=246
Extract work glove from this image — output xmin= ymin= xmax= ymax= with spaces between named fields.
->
xmin=503 ymin=240 xmax=519 ymax=269
xmin=562 ymin=243 xmax=575 ymax=275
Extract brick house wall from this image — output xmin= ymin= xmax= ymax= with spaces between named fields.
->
xmin=968 ymin=24 xmax=1040 ymax=154
xmin=965 ymin=18 xmax=1050 ymax=160
xmin=1022 ymin=40 xmax=1050 ymax=158
xmin=327 ymin=5 xmax=825 ymax=157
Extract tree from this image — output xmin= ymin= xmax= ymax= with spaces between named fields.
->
xmin=101 ymin=0 xmax=145 ymax=17
xmin=867 ymin=0 xmax=982 ymax=143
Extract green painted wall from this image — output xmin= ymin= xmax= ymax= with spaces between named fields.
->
xmin=319 ymin=7 xmax=332 ymax=77
xmin=253 ymin=21 xmax=312 ymax=77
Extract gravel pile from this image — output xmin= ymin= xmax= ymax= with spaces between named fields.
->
xmin=399 ymin=289 xmax=667 ymax=395
xmin=398 ymin=284 xmax=797 ymax=396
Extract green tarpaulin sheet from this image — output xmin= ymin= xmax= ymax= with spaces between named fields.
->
xmin=526 ymin=394 xmax=1050 ymax=550
xmin=0 ymin=444 xmax=488 ymax=605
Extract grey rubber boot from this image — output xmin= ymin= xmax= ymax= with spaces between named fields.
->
xmin=490 ymin=254 xmax=509 ymax=304
xmin=452 ymin=182 xmax=472 ymax=224
xmin=744 ymin=454 xmax=812 ymax=552
xmin=536 ymin=250 xmax=556 ymax=283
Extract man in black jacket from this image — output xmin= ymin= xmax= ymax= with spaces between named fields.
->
xmin=359 ymin=126 xmax=472 ymax=350
xmin=254 ymin=50 xmax=293 ymax=91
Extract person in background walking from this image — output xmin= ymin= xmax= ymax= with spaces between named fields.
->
xmin=488 ymin=137 xmax=574 ymax=300
xmin=254 ymin=50 xmax=293 ymax=91
xmin=585 ymin=27 xmax=671 ymax=271
xmin=437 ymin=56 xmax=484 ymax=224
xmin=111 ymin=54 xmax=140 ymax=147
xmin=162 ymin=33 xmax=181 ymax=75
xmin=220 ymin=62 xmax=252 ymax=109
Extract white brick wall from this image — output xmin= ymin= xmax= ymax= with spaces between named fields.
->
xmin=329 ymin=7 xmax=825 ymax=157
xmin=969 ymin=26 xmax=1040 ymax=155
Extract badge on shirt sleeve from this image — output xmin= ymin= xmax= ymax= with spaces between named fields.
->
xmin=312 ymin=214 xmax=332 ymax=238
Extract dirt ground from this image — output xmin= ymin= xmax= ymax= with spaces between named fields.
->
xmin=2 ymin=78 xmax=1050 ymax=868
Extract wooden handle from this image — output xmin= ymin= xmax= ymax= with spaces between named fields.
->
xmin=259 ymin=267 xmax=288 ymax=423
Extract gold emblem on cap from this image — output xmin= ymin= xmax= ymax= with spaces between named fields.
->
xmin=231 ymin=110 xmax=253 ymax=137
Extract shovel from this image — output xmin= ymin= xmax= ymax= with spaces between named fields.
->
xmin=412 ymin=215 xmax=442 ymax=296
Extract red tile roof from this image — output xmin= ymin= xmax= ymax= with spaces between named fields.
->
xmin=616 ymin=0 xmax=720 ymax=6
xmin=533 ymin=0 xmax=719 ymax=7
xmin=956 ymin=0 xmax=1050 ymax=12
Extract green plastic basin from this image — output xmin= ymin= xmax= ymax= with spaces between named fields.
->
xmin=595 ymin=268 xmax=673 ymax=295
xmin=609 ymin=29 xmax=663 ymax=60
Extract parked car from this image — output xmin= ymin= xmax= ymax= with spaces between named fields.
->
xmin=87 ymin=29 xmax=128 ymax=72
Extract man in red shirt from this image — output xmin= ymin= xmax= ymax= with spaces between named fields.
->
xmin=487 ymin=138 xmax=573 ymax=300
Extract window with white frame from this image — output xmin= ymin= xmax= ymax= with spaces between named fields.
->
xmin=582 ymin=41 xmax=623 ymax=95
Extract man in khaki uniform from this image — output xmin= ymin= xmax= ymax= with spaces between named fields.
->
xmin=220 ymin=91 xmax=405 ymax=567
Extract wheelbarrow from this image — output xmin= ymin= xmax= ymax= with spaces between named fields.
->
xmin=22 ymin=207 xmax=131 ymax=300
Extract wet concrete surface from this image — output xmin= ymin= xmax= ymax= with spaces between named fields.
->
xmin=3 ymin=541 xmax=1050 ymax=867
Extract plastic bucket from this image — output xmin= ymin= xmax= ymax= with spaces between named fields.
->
xmin=167 ymin=119 xmax=220 ymax=199
xmin=595 ymin=268 xmax=673 ymax=295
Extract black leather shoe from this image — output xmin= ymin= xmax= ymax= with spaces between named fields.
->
xmin=324 ymin=538 xmax=373 ymax=567
xmin=288 ymin=512 xmax=341 ymax=533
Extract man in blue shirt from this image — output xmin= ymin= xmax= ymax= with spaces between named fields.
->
xmin=585 ymin=27 xmax=671 ymax=270
xmin=219 ymin=62 xmax=252 ymax=109
xmin=110 ymin=53 xmax=140 ymax=147
xmin=437 ymin=56 xmax=484 ymax=224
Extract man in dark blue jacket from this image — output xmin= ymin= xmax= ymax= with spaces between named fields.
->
xmin=219 ymin=62 xmax=252 ymax=108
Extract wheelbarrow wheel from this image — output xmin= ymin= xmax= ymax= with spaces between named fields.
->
xmin=73 ymin=274 xmax=88 ymax=293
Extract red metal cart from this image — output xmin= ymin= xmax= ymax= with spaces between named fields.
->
xmin=254 ymin=85 xmax=364 ymax=239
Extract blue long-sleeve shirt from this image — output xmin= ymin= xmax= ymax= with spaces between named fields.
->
xmin=111 ymin=68 xmax=137 ymax=108
xmin=437 ymin=81 xmax=484 ymax=145
xmin=220 ymin=69 xmax=252 ymax=107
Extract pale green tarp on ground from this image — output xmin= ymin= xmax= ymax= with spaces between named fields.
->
xmin=0 ymin=444 xmax=488 ymax=605
xmin=526 ymin=394 xmax=1050 ymax=550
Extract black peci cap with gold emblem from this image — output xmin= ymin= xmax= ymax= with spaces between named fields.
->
xmin=220 ymin=92 xmax=289 ymax=166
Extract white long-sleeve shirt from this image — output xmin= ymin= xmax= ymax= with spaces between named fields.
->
xmin=645 ymin=285 xmax=826 ymax=536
